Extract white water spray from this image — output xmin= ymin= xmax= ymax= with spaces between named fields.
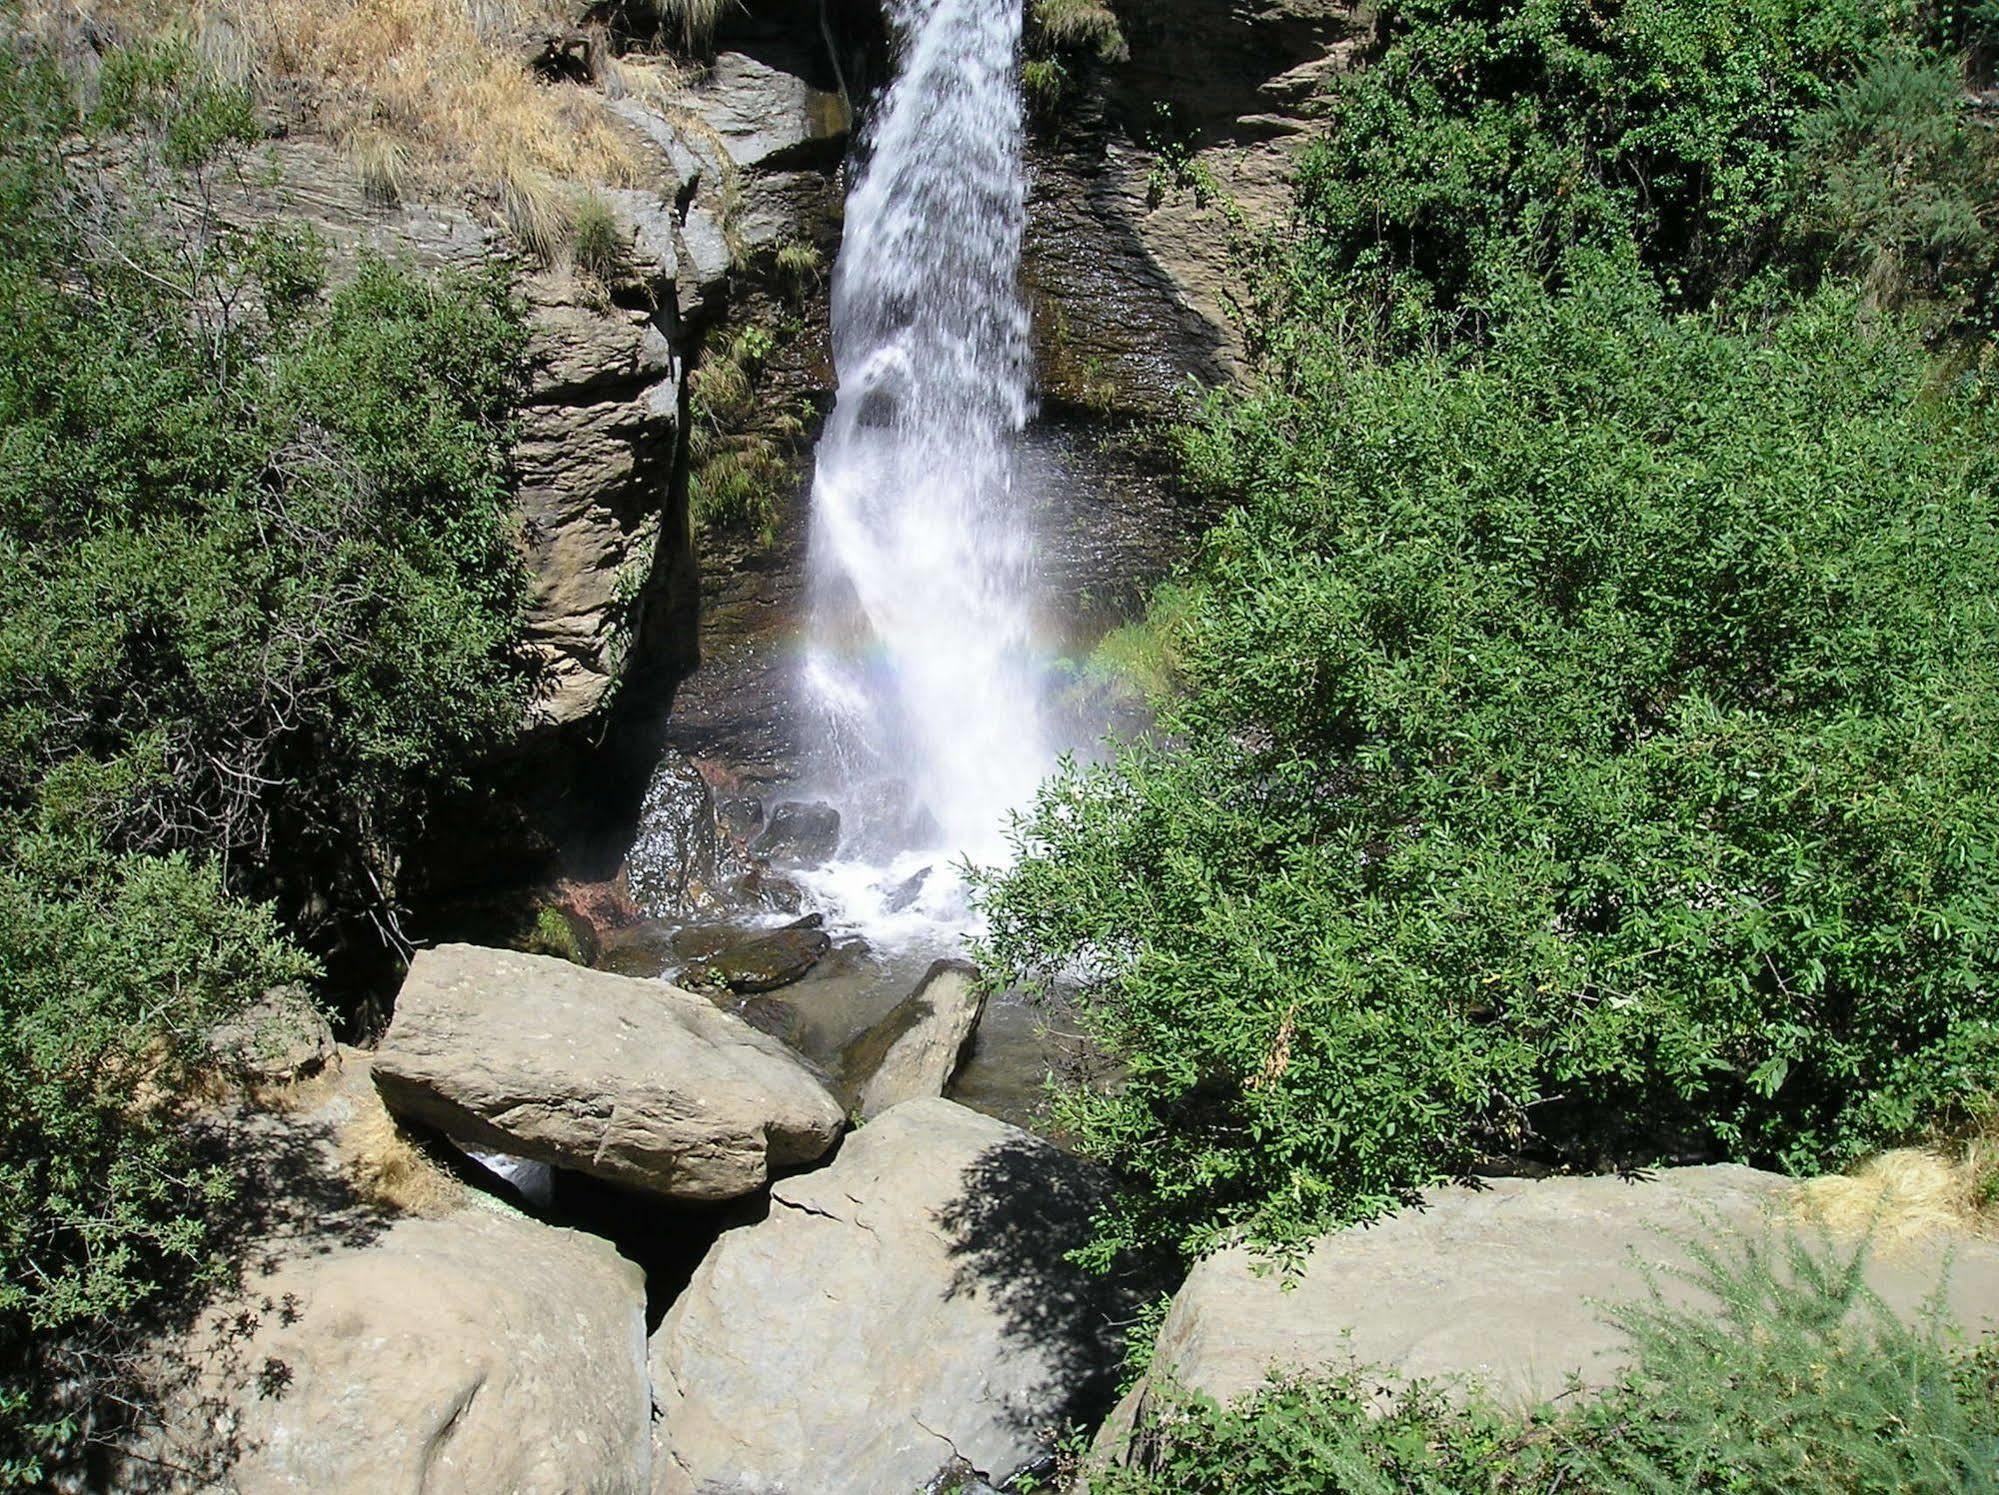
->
xmin=801 ymin=0 xmax=1047 ymax=865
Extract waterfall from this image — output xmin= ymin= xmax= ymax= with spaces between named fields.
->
xmin=800 ymin=0 xmax=1045 ymax=863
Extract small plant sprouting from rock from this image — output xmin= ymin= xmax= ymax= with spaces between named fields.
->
xmin=772 ymin=239 xmax=824 ymax=303
xmin=519 ymin=903 xmax=591 ymax=965
xmin=688 ymin=321 xmax=808 ymax=545
xmin=1022 ymin=0 xmax=1126 ymax=110
xmin=569 ymin=192 xmax=627 ymax=282
xmin=1032 ymin=0 xmax=1128 ymax=62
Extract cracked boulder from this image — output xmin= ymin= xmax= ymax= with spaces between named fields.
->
xmin=649 ymin=1098 xmax=1133 ymax=1493
xmin=848 ymin=959 xmax=986 ymax=1119
xmin=373 ymin=945 xmax=844 ymax=1201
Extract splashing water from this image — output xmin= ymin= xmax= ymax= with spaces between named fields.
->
xmin=801 ymin=0 xmax=1047 ymax=871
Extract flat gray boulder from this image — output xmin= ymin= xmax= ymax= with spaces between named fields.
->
xmin=136 ymin=1057 xmax=650 ymax=1491
xmin=1100 ymin=1165 xmax=1999 ymax=1461
xmin=374 ymin=945 xmax=844 ymax=1201
xmin=650 ymin=1098 xmax=1132 ymax=1493
xmin=850 ymin=959 xmax=987 ymax=1119
xmin=182 ymin=1204 xmax=648 ymax=1492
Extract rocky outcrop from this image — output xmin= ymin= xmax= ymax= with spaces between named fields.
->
xmin=207 ymin=985 xmax=337 ymax=1083
xmin=1025 ymin=0 xmax=1375 ymax=413
xmin=132 ymin=1054 xmax=650 ymax=1491
xmin=175 ymin=1203 xmax=650 ymax=1493
xmin=650 ymin=1098 xmax=1132 ymax=1493
xmin=850 ymin=959 xmax=987 ymax=1118
xmin=373 ymin=944 xmax=844 ymax=1200
xmin=1098 ymin=1165 xmax=1999 ymax=1462
xmin=152 ymin=134 xmax=693 ymax=733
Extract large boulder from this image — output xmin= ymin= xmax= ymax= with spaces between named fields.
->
xmin=650 ymin=1098 xmax=1133 ymax=1493
xmin=373 ymin=945 xmax=844 ymax=1201
xmin=207 ymin=985 xmax=337 ymax=1083
xmin=131 ymin=1055 xmax=649 ymax=1492
xmin=625 ymin=750 xmax=722 ymax=915
xmin=176 ymin=1205 xmax=650 ymax=1493
xmin=1100 ymin=1165 xmax=1999 ymax=1461
xmin=849 ymin=959 xmax=987 ymax=1119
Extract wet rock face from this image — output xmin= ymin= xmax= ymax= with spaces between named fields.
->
xmin=1025 ymin=0 xmax=1376 ymax=414
xmin=752 ymin=799 xmax=843 ymax=865
xmin=676 ymin=915 xmax=833 ymax=993
xmin=626 ymin=751 xmax=722 ymax=915
xmin=372 ymin=944 xmax=844 ymax=1201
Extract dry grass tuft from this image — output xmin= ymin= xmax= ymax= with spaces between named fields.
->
xmin=1797 ymin=1138 xmax=1999 ymax=1254
xmin=29 ymin=0 xmax=641 ymax=206
xmin=339 ymin=1097 xmax=465 ymax=1217
xmin=1032 ymin=0 xmax=1129 ymax=62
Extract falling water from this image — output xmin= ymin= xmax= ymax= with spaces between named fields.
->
xmin=801 ymin=0 xmax=1046 ymax=867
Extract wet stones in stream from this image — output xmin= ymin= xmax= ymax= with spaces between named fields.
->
xmin=674 ymin=914 xmax=834 ymax=994
xmin=750 ymin=799 xmax=842 ymax=865
xmin=844 ymin=958 xmax=987 ymax=1118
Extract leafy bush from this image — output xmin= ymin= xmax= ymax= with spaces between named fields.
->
xmin=977 ymin=261 xmax=1999 ymax=1266
xmin=0 ymin=48 xmax=532 ymax=1483
xmin=1792 ymin=51 xmax=1999 ymax=325
xmin=1092 ymin=1235 xmax=1999 ymax=1492
xmin=1275 ymin=0 xmax=1894 ymax=341
xmin=687 ymin=322 xmax=806 ymax=544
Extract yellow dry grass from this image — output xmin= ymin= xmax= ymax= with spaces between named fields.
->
xmin=338 ymin=1095 xmax=465 ymax=1217
xmin=28 ymin=0 xmax=641 ymax=207
xmin=1796 ymin=1137 xmax=1999 ymax=1255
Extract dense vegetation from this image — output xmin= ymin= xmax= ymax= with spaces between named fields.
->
xmin=1093 ymin=1238 xmax=1999 ymax=1492
xmin=978 ymin=0 xmax=1999 ymax=1274
xmin=0 ymin=47 xmax=531 ymax=1484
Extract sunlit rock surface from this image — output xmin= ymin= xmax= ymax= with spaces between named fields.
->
xmin=650 ymin=1098 xmax=1134 ymax=1494
xmin=373 ymin=944 xmax=844 ymax=1200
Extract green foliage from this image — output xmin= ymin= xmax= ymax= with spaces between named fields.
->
xmin=1279 ymin=0 xmax=1894 ymax=341
xmin=1023 ymin=0 xmax=1126 ymax=109
xmin=1793 ymin=51 xmax=1999 ymax=325
xmin=977 ymin=262 xmax=1999 ymax=1266
xmin=0 ymin=850 xmax=314 ymax=1481
xmin=1031 ymin=0 xmax=1128 ymax=61
xmin=521 ymin=903 xmax=585 ymax=964
xmin=1084 ymin=581 xmax=1200 ymax=705
xmin=1022 ymin=56 xmax=1070 ymax=111
xmin=688 ymin=322 xmax=804 ymax=544
xmin=0 ymin=49 xmax=532 ymax=1482
xmin=89 ymin=40 xmax=259 ymax=166
xmin=569 ymin=191 xmax=627 ymax=282
xmin=1094 ymin=1235 xmax=1999 ymax=1492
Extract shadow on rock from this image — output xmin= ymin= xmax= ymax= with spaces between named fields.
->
xmin=934 ymin=1138 xmax=1164 ymax=1443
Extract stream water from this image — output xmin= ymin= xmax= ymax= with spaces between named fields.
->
xmin=801 ymin=0 xmax=1047 ymax=869
xmin=617 ymin=0 xmax=1176 ymax=1133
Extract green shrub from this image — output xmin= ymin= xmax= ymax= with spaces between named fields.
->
xmin=90 ymin=40 xmax=259 ymax=167
xmin=1277 ymin=0 xmax=1893 ymax=342
xmin=570 ymin=191 xmax=627 ymax=281
xmin=1093 ymin=1235 xmax=1999 ymax=1492
xmin=1792 ymin=51 xmax=1999 ymax=326
xmin=687 ymin=322 xmax=804 ymax=544
xmin=1031 ymin=0 xmax=1128 ymax=62
xmin=0 ymin=49 xmax=532 ymax=1482
xmin=976 ymin=261 xmax=1999 ymax=1266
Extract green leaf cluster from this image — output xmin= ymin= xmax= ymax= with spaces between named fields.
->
xmin=978 ymin=261 xmax=1999 ymax=1265
xmin=0 ymin=47 xmax=533 ymax=1482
